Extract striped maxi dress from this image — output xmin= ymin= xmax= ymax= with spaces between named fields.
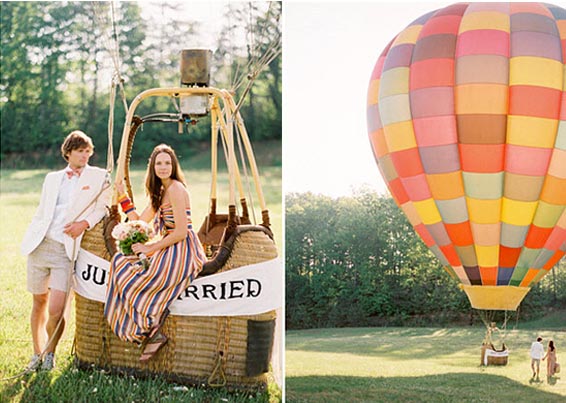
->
xmin=104 ymin=203 xmax=207 ymax=343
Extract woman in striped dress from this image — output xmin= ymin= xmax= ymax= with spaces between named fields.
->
xmin=105 ymin=144 xmax=206 ymax=362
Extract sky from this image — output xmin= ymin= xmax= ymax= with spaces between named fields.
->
xmin=283 ymin=1 xmax=458 ymax=197
xmin=138 ymin=1 xmax=231 ymax=50
xmin=135 ymin=1 xmax=461 ymax=198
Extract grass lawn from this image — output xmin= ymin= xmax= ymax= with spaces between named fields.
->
xmin=0 ymin=161 xmax=282 ymax=402
xmin=286 ymin=313 xmax=566 ymax=403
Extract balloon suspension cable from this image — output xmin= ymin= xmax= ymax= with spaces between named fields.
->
xmin=111 ymin=3 xmax=129 ymax=169
xmin=232 ymin=2 xmax=281 ymax=92
xmin=513 ymin=305 xmax=521 ymax=331
xmin=478 ymin=309 xmax=510 ymax=348
xmin=93 ymin=1 xmax=129 ymax=173
xmin=170 ymin=95 xmax=181 ymax=113
xmin=230 ymin=2 xmax=282 ymax=113
xmin=109 ymin=1 xmax=128 ymax=111
xmin=228 ymin=6 xmax=237 ymax=91
xmin=107 ymin=82 xmax=116 ymax=173
xmin=233 ymin=38 xmax=281 ymax=115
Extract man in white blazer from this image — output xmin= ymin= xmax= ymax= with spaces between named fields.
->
xmin=21 ymin=130 xmax=111 ymax=371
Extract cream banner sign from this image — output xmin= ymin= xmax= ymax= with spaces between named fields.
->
xmin=74 ymin=249 xmax=282 ymax=316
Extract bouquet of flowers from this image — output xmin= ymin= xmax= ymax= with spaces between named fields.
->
xmin=111 ymin=220 xmax=154 ymax=269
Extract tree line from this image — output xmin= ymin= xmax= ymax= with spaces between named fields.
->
xmin=285 ymin=190 xmax=566 ymax=330
xmin=1 ymin=1 xmax=281 ymax=168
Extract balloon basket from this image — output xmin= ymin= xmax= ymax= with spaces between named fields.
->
xmin=77 ymin=213 xmax=280 ymax=390
xmin=481 ymin=343 xmax=508 ymax=366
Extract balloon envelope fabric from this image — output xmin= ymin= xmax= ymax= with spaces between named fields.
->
xmin=367 ymin=2 xmax=566 ymax=310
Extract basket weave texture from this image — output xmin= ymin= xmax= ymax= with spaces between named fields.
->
xmin=76 ymin=221 xmax=278 ymax=389
xmin=480 ymin=343 xmax=508 ymax=366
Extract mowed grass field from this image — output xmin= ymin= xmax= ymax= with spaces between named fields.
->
xmin=286 ymin=313 xmax=566 ymax=403
xmin=0 ymin=160 xmax=282 ymax=402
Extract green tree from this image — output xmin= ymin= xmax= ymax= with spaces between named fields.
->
xmin=1 ymin=2 xmax=69 ymax=162
xmin=285 ymin=190 xmax=564 ymax=330
xmin=1 ymin=1 xmax=280 ymax=168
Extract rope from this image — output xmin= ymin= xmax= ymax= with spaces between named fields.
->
xmin=107 ymin=1 xmax=128 ymax=112
xmin=208 ymin=317 xmax=229 ymax=387
xmin=513 ymin=306 xmax=521 ymax=331
xmin=230 ymin=1 xmax=282 ymax=109
xmin=479 ymin=309 xmax=510 ymax=348
xmin=107 ymin=81 xmax=116 ymax=173
xmin=109 ymin=2 xmax=122 ymax=75
xmin=1 ymin=175 xmax=111 ymax=382
xmin=93 ymin=0 xmax=129 ymax=176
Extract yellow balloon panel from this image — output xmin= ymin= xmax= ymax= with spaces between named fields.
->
xmin=383 ymin=121 xmax=417 ymax=152
xmin=455 ymin=84 xmax=508 ymax=114
xmin=458 ymin=11 xmax=510 ymax=33
xmin=509 ymin=57 xmax=563 ymax=89
xmin=475 ymin=245 xmax=500 ymax=267
xmin=413 ymin=199 xmax=443 ymax=225
xmin=391 ymin=25 xmax=421 ymax=46
xmin=466 ymin=198 xmax=501 ymax=224
xmin=506 ymin=115 xmax=559 ymax=148
xmin=367 ymin=79 xmax=380 ymax=106
xmin=501 ymin=198 xmax=538 ymax=226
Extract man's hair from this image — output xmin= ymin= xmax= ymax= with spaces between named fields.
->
xmin=61 ymin=130 xmax=94 ymax=161
xmin=537 ymin=337 xmax=543 ymax=342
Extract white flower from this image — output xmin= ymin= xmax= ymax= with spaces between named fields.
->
xmin=111 ymin=223 xmax=131 ymax=240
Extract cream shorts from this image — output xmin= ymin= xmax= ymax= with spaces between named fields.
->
xmin=27 ymin=238 xmax=72 ymax=294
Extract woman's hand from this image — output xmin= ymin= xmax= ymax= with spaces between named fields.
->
xmin=132 ymin=242 xmax=154 ymax=256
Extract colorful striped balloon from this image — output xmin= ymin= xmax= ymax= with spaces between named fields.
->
xmin=367 ymin=2 xmax=566 ymax=310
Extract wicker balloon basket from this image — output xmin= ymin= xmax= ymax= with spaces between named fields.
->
xmin=74 ymin=82 xmax=280 ymax=390
xmin=480 ymin=343 xmax=508 ymax=366
xmin=76 ymin=218 xmax=279 ymax=390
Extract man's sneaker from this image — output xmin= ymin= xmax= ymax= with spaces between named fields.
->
xmin=41 ymin=353 xmax=55 ymax=371
xmin=26 ymin=354 xmax=42 ymax=371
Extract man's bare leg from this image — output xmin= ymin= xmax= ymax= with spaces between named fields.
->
xmin=31 ymin=293 xmax=48 ymax=354
xmin=44 ymin=289 xmax=67 ymax=354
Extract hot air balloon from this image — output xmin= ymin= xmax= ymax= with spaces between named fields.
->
xmin=367 ymin=2 xmax=566 ymax=312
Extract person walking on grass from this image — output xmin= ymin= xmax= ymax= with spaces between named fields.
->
xmin=543 ymin=340 xmax=558 ymax=381
xmin=530 ymin=336 xmax=545 ymax=379
xmin=21 ymin=131 xmax=110 ymax=371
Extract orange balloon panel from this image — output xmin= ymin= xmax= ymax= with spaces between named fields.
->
xmin=367 ymin=2 xmax=566 ymax=309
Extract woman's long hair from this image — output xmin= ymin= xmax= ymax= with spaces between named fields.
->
xmin=549 ymin=340 xmax=555 ymax=352
xmin=145 ymin=144 xmax=186 ymax=212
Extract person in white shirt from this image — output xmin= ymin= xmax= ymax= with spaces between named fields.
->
xmin=530 ymin=336 xmax=545 ymax=379
xmin=21 ymin=131 xmax=110 ymax=371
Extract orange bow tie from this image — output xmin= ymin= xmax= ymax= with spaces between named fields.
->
xmin=65 ymin=166 xmax=83 ymax=179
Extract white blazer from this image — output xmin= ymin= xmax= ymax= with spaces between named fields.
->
xmin=21 ymin=165 xmax=111 ymax=261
